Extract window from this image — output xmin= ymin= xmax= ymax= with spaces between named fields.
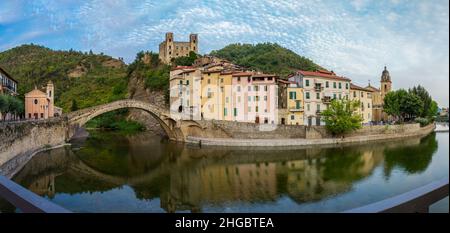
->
xmin=248 ymin=96 xmax=251 ymax=102
xmin=264 ymin=96 xmax=267 ymax=101
xmin=346 ymin=83 xmax=349 ymax=89
xmin=179 ymin=80 xmax=182 ymax=85
xmin=289 ymin=91 xmax=296 ymax=99
xmin=226 ymin=97 xmax=229 ymax=103
xmin=307 ymin=104 xmax=310 ymax=111
xmin=368 ymin=103 xmax=371 ymax=108
xmin=296 ymin=101 xmax=301 ymax=109
xmin=186 ymin=80 xmax=189 ymax=85
xmin=305 ymin=80 xmax=310 ymax=87
xmin=220 ymin=78 xmax=224 ymax=83
xmin=40 ymin=113 xmax=44 ymax=118
xmin=291 ymin=115 xmax=295 ymax=120
xmin=34 ymin=99 xmax=38 ymax=105
xmin=255 ymin=96 xmax=259 ymax=101
xmin=49 ymin=91 xmax=52 ymax=97
xmin=338 ymin=83 xmax=342 ymax=89
xmin=237 ymin=77 xmax=241 ymax=82
xmin=237 ymin=86 xmax=241 ymax=92
xmin=254 ymin=86 xmax=259 ymax=91
xmin=339 ymin=94 xmax=342 ymax=99
xmin=353 ymin=91 xmax=356 ymax=98
xmin=306 ymin=92 xmax=310 ymax=99
xmin=316 ymin=92 xmax=320 ymax=100
xmin=317 ymin=104 xmax=321 ymax=111
xmin=326 ymin=81 xmax=329 ymax=88
xmin=224 ymin=108 xmax=227 ymax=116
xmin=234 ymin=108 xmax=237 ymax=116
xmin=256 ymin=106 xmax=259 ymax=112
xmin=264 ymin=85 xmax=268 ymax=91
xmin=333 ymin=82 xmax=336 ymax=88
xmin=248 ymin=86 xmax=251 ymax=91
xmin=207 ymin=79 xmax=211 ymax=84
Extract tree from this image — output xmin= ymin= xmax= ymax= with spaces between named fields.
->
xmin=70 ymin=99 xmax=78 ymax=112
xmin=0 ymin=95 xmax=7 ymax=119
xmin=0 ymin=95 xmax=24 ymax=120
xmin=383 ymin=90 xmax=403 ymax=120
xmin=172 ymin=51 xmax=198 ymax=66
xmin=384 ymin=89 xmax=424 ymax=122
xmin=400 ymin=92 xmax=423 ymax=120
xmin=321 ymin=99 xmax=363 ymax=136
xmin=409 ymin=85 xmax=432 ymax=118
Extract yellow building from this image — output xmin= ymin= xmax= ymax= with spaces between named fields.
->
xmin=201 ymin=70 xmax=221 ymax=120
xmin=218 ymin=72 xmax=234 ymax=121
xmin=169 ymin=66 xmax=201 ymax=120
xmin=286 ymin=82 xmax=304 ymax=125
xmin=365 ymin=66 xmax=393 ymax=123
xmin=350 ymin=83 xmax=373 ymax=124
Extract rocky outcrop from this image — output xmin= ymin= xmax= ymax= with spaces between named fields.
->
xmin=127 ymin=71 xmax=168 ymax=136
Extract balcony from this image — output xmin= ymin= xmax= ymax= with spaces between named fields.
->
xmin=322 ymin=96 xmax=332 ymax=104
xmin=316 ymin=110 xmax=322 ymax=115
xmin=289 ymin=107 xmax=304 ymax=112
xmin=314 ymin=85 xmax=323 ymax=92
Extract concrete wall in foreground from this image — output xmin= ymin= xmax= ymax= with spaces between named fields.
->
xmin=0 ymin=118 xmax=68 ymax=176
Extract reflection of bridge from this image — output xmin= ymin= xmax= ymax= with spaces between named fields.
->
xmin=66 ymin=99 xmax=204 ymax=141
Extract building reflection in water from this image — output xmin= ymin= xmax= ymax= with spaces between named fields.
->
xmin=2 ymin=132 xmax=439 ymax=213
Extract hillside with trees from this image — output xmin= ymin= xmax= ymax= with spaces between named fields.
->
xmin=209 ymin=43 xmax=323 ymax=76
xmin=0 ymin=44 xmax=128 ymax=112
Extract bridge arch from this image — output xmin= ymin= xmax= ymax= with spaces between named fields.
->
xmin=66 ymin=100 xmax=185 ymax=141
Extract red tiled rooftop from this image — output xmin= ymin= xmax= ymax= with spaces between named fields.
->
xmin=297 ymin=70 xmax=351 ymax=81
xmin=350 ymin=83 xmax=373 ymax=92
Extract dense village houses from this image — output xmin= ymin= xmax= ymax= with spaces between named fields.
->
xmin=350 ymin=83 xmax=373 ymax=124
xmin=289 ymin=70 xmax=351 ymax=126
xmin=0 ymin=66 xmax=18 ymax=96
xmin=159 ymin=32 xmax=198 ymax=64
xmin=0 ymin=66 xmax=19 ymax=120
xmin=24 ymin=80 xmax=62 ymax=120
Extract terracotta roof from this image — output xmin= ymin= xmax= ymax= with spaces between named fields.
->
xmin=25 ymin=88 xmax=47 ymax=97
xmin=180 ymin=69 xmax=196 ymax=74
xmin=171 ymin=66 xmax=194 ymax=71
xmin=297 ymin=70 xmax=351 ymax=81
xmin=365 ymin=85 xmax=380 ymax=92
xmin=202 ymin=70 xmax=222 ymax=74
xmin=0 ymin=66 xmax=18 ymax=83
xmin=350 ymin=83 xmax=373 ymax=92
xmin=278 ymin=79 xmax=295 ymax=84
xmin=232 ymin=72 xmax=254 ymax=77
xmin=252 ymin=73 xmax=278 ymax=78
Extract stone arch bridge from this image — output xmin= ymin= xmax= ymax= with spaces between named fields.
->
xmin=66 ymin=99 xmax=204 ymax=142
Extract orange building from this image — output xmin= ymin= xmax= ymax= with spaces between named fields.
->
xmin=25 ymin=81 xmax=59 ymax=119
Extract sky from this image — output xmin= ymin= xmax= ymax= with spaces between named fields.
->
xmin=0 ymin=0 xmax=448 ymax=106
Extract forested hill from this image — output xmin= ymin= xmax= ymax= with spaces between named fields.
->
xmin=0 ymin=44 xmax=128 ymax=112
xmin=209 ymin=43 xmax=324 ymax=77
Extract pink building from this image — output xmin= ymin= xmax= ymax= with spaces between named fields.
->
xmin=231 ymin=72 xmax=279 ymax=124
xmin=25 ymin=81 xmax=58 ymax=120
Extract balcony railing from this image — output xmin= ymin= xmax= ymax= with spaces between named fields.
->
xmin=0 ymin=175 xmax=71 ymax=213
xmin=316 ymin=110 xmax=322 ymax=115
xmin=314 ymin=86 xmax=323 ymax=92
xmin=343 ymin=177 xmax=449 ymax=213
xmin=289 ymin=107 xmax=304 ymax=112
xmin=322 ymin=96 xmax=332 ymax=104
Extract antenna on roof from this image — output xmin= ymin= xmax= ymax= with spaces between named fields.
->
xmin=368 ymin=79 xmax=371 ymax=86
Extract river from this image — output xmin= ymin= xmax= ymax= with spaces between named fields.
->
xmin=0 ymin=131 xmax=448 ymax=213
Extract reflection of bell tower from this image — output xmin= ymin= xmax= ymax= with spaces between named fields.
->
xmin=380 ymin=66 xmax=392 ymax=98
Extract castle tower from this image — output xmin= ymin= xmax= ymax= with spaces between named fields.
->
xmin=46 ymin=80 xmax=54 ymax=118
xmin=380 ymin=66 xmax=392 ymax=97
xmin=189 ymin=34 xmax=198 ymax=53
